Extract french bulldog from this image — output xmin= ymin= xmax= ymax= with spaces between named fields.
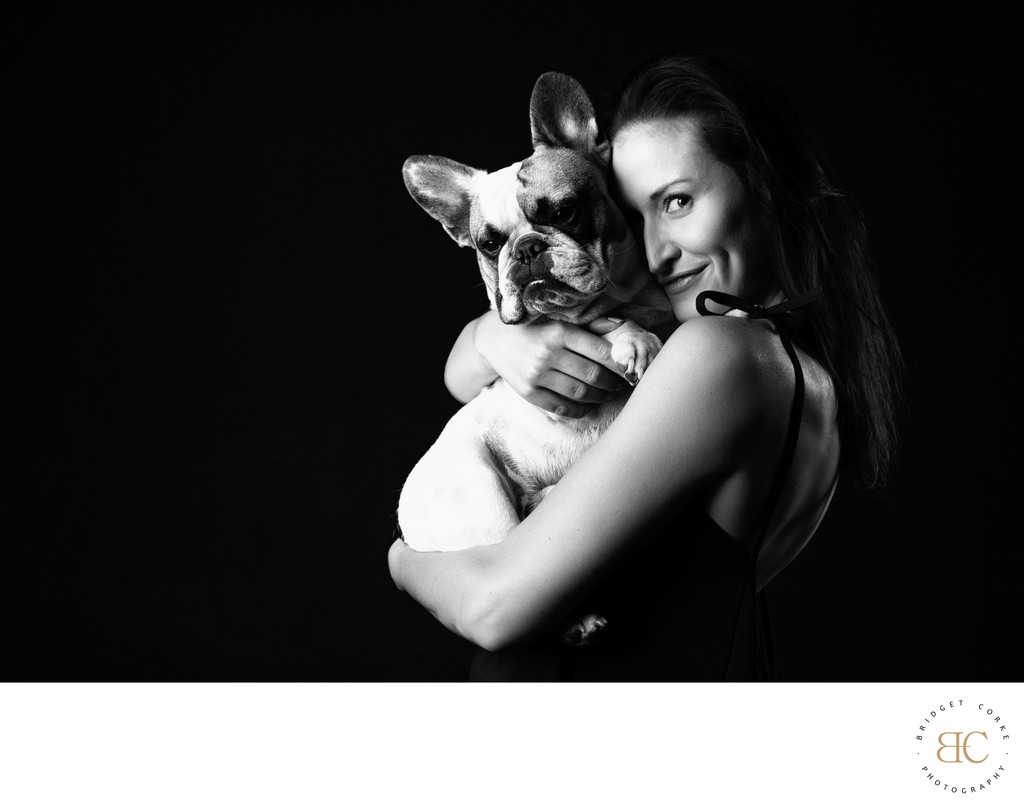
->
xmin=397 ymin=72 xmax=674 ymax=640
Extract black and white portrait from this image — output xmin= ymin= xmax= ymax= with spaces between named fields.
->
xmin=8 ymin=7 xmax=1018 ymax=803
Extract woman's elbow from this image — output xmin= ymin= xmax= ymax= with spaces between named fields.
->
xmin=389 ymin=540 xmax=532 ymax=652
xmin=460 ymin=590 xmax=528 ymax=653
xmin=468 ymin=620 xmax=516 ymax=654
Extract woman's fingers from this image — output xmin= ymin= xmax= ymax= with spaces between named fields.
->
xmin=552 ymin=350 xmax=623 ymax=395
xmin=517 ymin=325 xmax=627 ymax=417
xmin=561 ymin=326 xmax=620 ymax=371
xmin=520 ymin=387 xmax=597 ymax=419
xmin=479 ymin=318 xmax=634 ymax=416
xmin=560 ymin=327 xmax=629 ymax=386
xmin=583 ymin=316 xmax=625 ymax=336
xmin=546 ymin=367 xmax=619 ymax=404
xmin=522 ymin=365 xmax=625 ymax=418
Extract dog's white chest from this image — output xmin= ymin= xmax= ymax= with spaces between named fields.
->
xmin=471 ymin=381 xmax=621 ymax=484
xmin=396 ymin=379 xmax=627 ymax=552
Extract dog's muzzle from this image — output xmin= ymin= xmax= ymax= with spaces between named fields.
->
xmin=500 ymin=232 xmax=604 ymax=320
xmin=507 ymin=232 xmax=553 ymax=286
xmin=521 ymin=277 xmax=591 ymax=316
xmin=512 ymin=232 xmax=548 ymax=273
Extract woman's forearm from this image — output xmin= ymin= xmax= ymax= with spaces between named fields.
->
xmin=444 ymin=312 xmax=500 ymax=404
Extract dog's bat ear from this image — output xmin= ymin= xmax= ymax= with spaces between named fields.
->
xmin=402 ymin=155 xmax=482 ymax=248
xmin=529 ymin=72 xmax=610 ymax=166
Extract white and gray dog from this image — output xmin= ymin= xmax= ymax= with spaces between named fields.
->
xmin=398 ymin=72 xmax=673 ymax=589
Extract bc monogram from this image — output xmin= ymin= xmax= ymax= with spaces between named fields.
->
xmin=916 ymin=700 xmax=1011 ymax=795
xmin=935 ymin=731 xmax=988 ymax=763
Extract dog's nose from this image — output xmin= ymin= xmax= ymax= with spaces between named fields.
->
xmin=513 ymin=234 xmax=547 ymax=265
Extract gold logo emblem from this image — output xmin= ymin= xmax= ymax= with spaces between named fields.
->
xmin=936 ymin=731 xmax=989 ymax=764
xmin=915 ymin=699 xmax=1012 ymax=796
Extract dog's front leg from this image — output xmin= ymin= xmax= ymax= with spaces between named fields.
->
xmin=603 ymin=319 xmax=664 ymax=385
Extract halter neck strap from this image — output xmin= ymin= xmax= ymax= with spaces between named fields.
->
xmin=694 ymin=285 xmax=823 ymax=681
xmin=695 ymin=287 xmax=823 ymax=323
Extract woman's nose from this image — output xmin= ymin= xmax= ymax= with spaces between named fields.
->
xmin=645 ymin=224 xmax=680 ymax=274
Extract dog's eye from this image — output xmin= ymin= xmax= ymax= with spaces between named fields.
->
xmin=480 ymin=239 xmax=503 ymax=255
xmin=551 ymin=206 xmax=576 ymax=224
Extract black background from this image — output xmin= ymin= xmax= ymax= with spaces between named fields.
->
xmin=10 ymin=9 xmax=1017 ymax=682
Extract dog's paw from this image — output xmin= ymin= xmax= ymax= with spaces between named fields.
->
xmin=607 ymin=321 xmax=663 ymax=386
xmin=560 ymin=612 xmax=609 ymax=646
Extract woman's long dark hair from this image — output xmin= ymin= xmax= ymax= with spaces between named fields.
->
xmin=607 ymin=50 xmax=904 ymax=490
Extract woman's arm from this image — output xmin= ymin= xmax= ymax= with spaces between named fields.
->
xmin=391 ymin=316 xmax=780 ymax=651
xmin=443 ymin=309 xmax=628 ymax=418
xmin=442 ymin=313 xmax=502 ymax=405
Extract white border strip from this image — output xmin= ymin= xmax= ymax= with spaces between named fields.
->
xmin=1 ymin=683 xmax=1020 ymax=806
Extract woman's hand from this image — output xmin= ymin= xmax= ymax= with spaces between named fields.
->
xmin=446 ymin=310 xmax=628 ymax=418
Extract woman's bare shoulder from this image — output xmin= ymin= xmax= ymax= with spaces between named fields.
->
xmin=653 ymin=315 xmax=786 ymax=389
xmin=614 ymin=314 xmax=791 ymax=452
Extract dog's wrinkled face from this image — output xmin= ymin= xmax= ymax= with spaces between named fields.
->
xmin=466 ymin=147 xmax=631 ymax=324
xmin=403 ymin=72 xmax=645 ymax=325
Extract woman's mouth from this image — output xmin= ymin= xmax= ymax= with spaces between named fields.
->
xmin=661 ymin=264 xmax=710 ymax=295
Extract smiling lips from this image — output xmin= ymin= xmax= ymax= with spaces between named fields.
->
xmin=661 ymin=263 xmax=710 ymax=294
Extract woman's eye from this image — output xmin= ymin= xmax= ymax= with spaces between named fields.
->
xmin=664 ymin=195 xmax=692 ymax=213
xmin=551 ymin=205 xmax=575 ymax=224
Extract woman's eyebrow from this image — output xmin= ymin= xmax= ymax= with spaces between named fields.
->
xmin=649 ymin=177 xmax=695 ymax=201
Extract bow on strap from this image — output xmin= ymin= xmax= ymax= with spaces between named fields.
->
xmin=696 ymin=287 xmax=824 ymax=323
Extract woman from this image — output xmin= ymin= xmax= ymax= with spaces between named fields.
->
xmin=388 ymin=49 xmax=903 ymax=681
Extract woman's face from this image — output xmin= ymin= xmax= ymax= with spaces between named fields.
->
xmin=612 ymin=115 xmax=775 ymax=322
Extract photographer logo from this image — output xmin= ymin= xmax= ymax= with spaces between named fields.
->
xmin=916 ymin=700 xmax=1011 ymax=795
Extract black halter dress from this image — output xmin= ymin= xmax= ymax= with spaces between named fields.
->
xmin=468 ymin=287 xmax=824 ymax=682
